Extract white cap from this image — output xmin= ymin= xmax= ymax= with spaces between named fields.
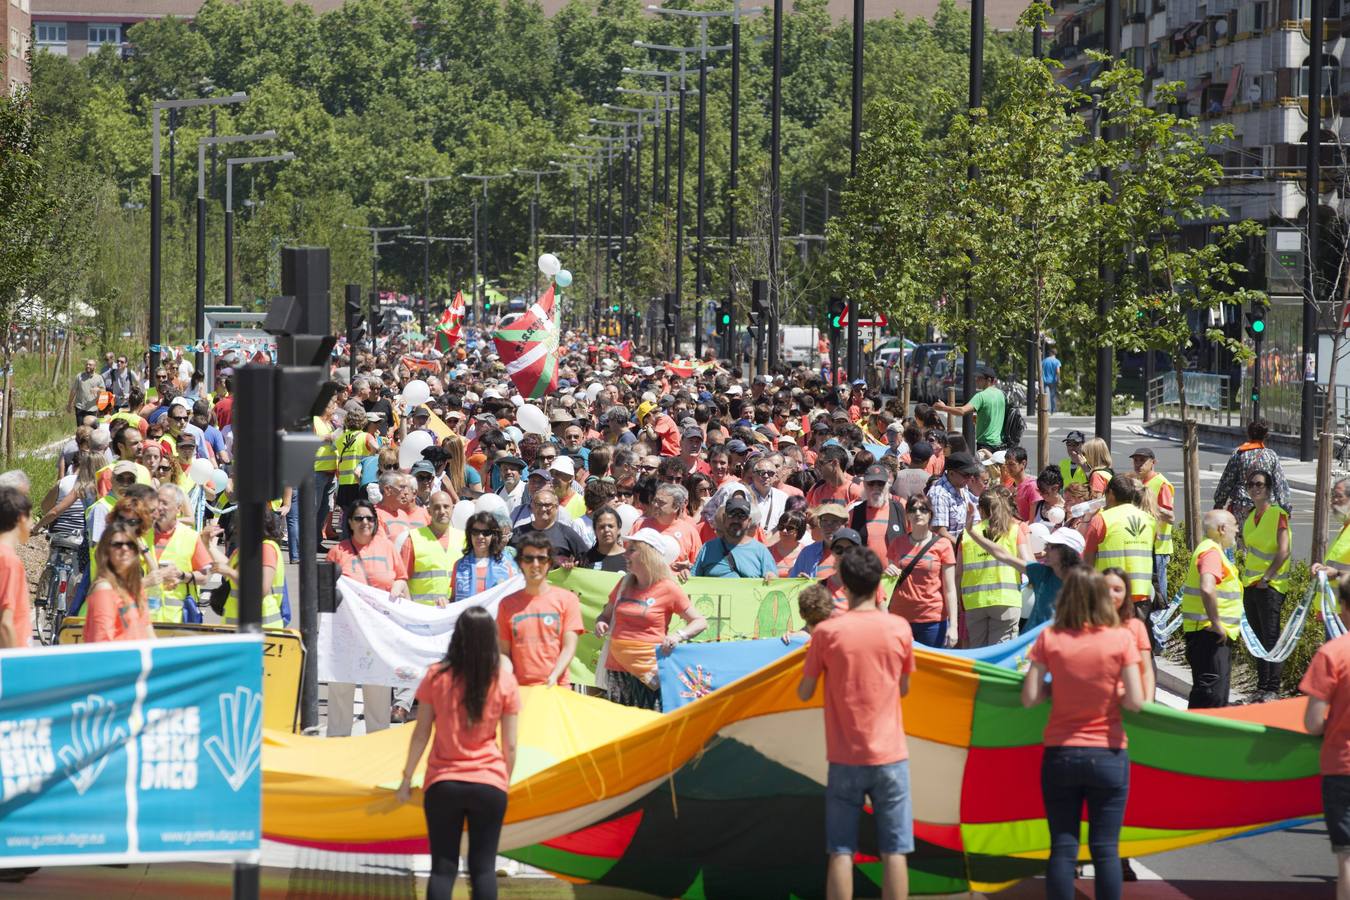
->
xmin=1043 ymin=527 xmax=1085 ymax=555
xmin=624 ymin=527 xmax=679 ymax=564
xmin=984 ymin=450 xmax=1007 ymax=466
xmin=483 ymin=387 xmax=503 ymax=400
xmin=170 ymin=396 xmax=194 ymax=412
xmin=726 ymin=384 xmax=744 ymax=396
xmin=778 ymin=434 xmax=798 ymax=445
xmin=549 ymin=456 xmax=576 ymax=477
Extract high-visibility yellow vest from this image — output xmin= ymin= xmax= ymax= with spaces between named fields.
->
xmin=1094 ymin=503 xmax=1155 ymax=599
xmin=148 ymin=524 xmax=200 ymax=623
xmin=1241 ymin=506 xmax=1291 ymax=594
xmin=85 ymin=494 xmax=118 ymax=574
xmin=1142 ymin=472 xmax=1174 ymax=555
xmin=336 ymin=430 xmax=367 ymax=486
xmin=1059 ymin=458 xmax=1088 ymax=487
xmin=1182 ymin=537 xmax=1243 ymax=639
xmin=960 ymin=521 xmax=1021 ymax=609
xmin=313 ymin=416 xmax=338 ymax=474
xmin=223 ymin=539 xmax=286 ymax=628
xmin=405 ymin=527 xmax=454 ymax=606
xmin=1327 ymin=523 xmax=1350 ymax=575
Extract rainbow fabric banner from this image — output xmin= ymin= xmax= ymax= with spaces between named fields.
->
xmin=494 ymin=285 xmax=559 ymax=400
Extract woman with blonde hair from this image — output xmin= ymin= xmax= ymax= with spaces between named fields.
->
xmin=959 ymin=484 xmax=1030 ymax=648
xmin=1022 ymin=568 xmax=1145 ymax=900
xmin=594 ymin=529 xmax=708 ymax=710
xmin=440 ymin=433 xmax=483 ymax=502
xmin=1083 ymin=437 xmax=1114 ymax=501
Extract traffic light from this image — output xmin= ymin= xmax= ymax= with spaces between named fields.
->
xmin=827 ymin=296 xmax=845 ymax=333
xmin=1244 ymin=308 xmax=1267 ymax=341
xmin=344 ymin=286 xmax=364 ymax=345
xmin=611 ymin=302 xmax=621 ymax=314
xmin=663 ymin=292 xmax=677 ymax=332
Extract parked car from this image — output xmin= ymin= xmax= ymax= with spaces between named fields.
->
xmin=908 ymin=343 xmax=954 ymax=402
xmin=923 ymin=357 xmax=1027 ymax=410
xmin=875 ymin=346 xmax=906 ymax=392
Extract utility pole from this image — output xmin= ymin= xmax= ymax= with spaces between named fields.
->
xmin=461 ymin=173 xmax=512 ymax=321
xmin=224 ymin=153 xmax=296 ymax=310
xmin=404 ymin=175 xmax=457 ymax=334
xmin=963 ymin=0 xmax=984 ymax=448
xmin=397 ymin=234 xmax=473 ymax=324
xmin=1303 ymin=0 xmax=1325 ymax=461
xmin=512 ymin=168 xmax=565 ymax=301
xmin=769 ymin=0 xmax=783 ymax=372
xmin=847 ymin=0 xmax=863 ymax=381
xmin=342 ymin=224 xmax=411 ymax=332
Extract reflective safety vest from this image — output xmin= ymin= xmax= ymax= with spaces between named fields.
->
xmin=148 ymin=524 xmax=200 ymax=623
xmin=313 ymin=416 xmax=338 ymax=474
xmin=1093 ymin=504 xmax=1155 ymax=599
xmin=336 ymin=430 xmax=368 ymax=486
xmin=1327 ymin=522 xmax=1350 ymax=575
xmin=85 ymin=494 xmax=118 ymax=575
xmin=960 ymin=521 xmax=1022 ymax=610
xmin=1142 ymin=472 xmax=1174 ymax=555
xmin=405 ymin=527 xmax=454 ymax=605
xmin=1182 ymin=537 xmax=1243 ymax=639
xmin=1058 ymin=458 xmax=1088 ymax=487
xmin=1241 ymin=506 xmax=1292 ymax=594
xmin=223 ymin=539 xmax=286 ymax=629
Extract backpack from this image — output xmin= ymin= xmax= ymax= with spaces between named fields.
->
xmin=1001 ymin=403 xmax=1025 ymax=450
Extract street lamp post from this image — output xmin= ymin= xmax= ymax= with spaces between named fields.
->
xmin=196 ymin=131 xmax=276 ymax=370
xmin=405 ymin=175 xmax=458 ymax=334
xmin=769 ymin=0 xmax=783 ymax=372
xmin=461 ymin=173 xmax=512 ymax=321
xmin=342 ymin=224 xmax=411 ymax=333
xmin=513 ymin=168 xmax=565 ymax=301
xmin=224 ymin=152 xmax=295 ymax=309
xmin=398 ymin=234 xmax=473 ymax=329
xmin=150 ymin=91 xmax=246 ymax=378
xmin=847 ymin=0 xmax=862 ymax=380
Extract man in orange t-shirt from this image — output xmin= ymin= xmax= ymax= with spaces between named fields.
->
xmin=497 ymin=533 xmax=584 ymax=686
xmin=798 ymin=545 xmax=915 ymax=900
xmin=1302 ymin=576 xmax=1350 ymax=895
xmin=0 ymin=487 xmax=32 ymax=649
xmin=806 ymin=443 xmax=862 ymax=509
xmin=633 ymin=483 xmax=700 ymax=575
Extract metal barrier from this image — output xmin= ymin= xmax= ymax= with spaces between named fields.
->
xmin=1146 ymin=372 xmax=1232 ymax=426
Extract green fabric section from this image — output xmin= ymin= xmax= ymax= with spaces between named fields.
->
xmin=1122 ymin=702 xmax=1321 ymax=781
xmin=962 ymin=819 xmax=1261 ymax=857
xmin=505 ymin=841 xmax=619 ymax=881
xmin=969 ymin=660 xmax=1047 ymax=748
xmin=681 ymin=869 xmax=706 ymax=900
xmin=548 ymin=570 xmax=898 ymax=687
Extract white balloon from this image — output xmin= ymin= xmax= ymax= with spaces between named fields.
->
xmin=401 ymin=379 xmax=431 ymax=407
xmin=510 ymin=394 xmax=525 ymax=408
xmin=585 ymin=382 xmax=604 ymax=402
xmin=475 ymin=493 xmax=507 ymax=518
xmin=209 ymin=469 xmax=229 ymax=493
xmin=398 ymin=430 xmax=436 ymax=470
xmin=537 ymin=253 xmax=561 ymax=277
xmin=517 ymin=403 xmax=549 ymax=436
xmin=451 ymin=499 xmax=476 ymax=531
xmin=188 ymin=458 xmax=215 ymax=486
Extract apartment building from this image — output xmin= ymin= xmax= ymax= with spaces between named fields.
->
xmin=3 ymin=0 xmax=31 ymax=93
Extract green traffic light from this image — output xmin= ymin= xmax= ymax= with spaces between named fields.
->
xmin=720 ymin=314 xmax=731 ymax=325
xmin=831 ymin=316 xmax=841 ymax=329
xmin=1252 ymin=319 xmax=1265 ymax=333
xmin=611 ymin=304 xmax=620 ymax=313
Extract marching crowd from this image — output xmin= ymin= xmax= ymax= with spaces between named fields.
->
xmin=4 ymin=324 xmax=1350 ymax=900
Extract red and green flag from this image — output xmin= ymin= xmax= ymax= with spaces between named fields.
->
xmin=494 ymin=285 xmax=559 ymax=400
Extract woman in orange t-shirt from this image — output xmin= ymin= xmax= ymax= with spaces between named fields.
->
xmin=85 ymin=522 xmax=154 ymax=642
xmin=1102 ymin=567 xmax=1155 ymax=701
xmin=396 ymin=606 xmax=519 ymax=900
xmin=1022 ymin=569 xmax=1144 ymax=900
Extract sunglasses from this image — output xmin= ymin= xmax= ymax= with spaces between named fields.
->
xmin=170 ymin=415 xmax=189 ymax=423
xmin=380 ymin=465 xmax=398 ymax=472
xmin=114 ymin=475 xmax=137 ymax=484
xmin=416 ymin=473 xmax=434 ymax=481
xmin=534 ymin=503 xmax=558 ymax=511
xmin=638 ymin=464 xmax=658 ymax=472
xmin=753 ymin=468 xmax=776 ymax=476
xmin=109 ymin=541 xmax=139 ymax=551
xmin=156 ymin=465 xmax=172 ymax=473
xmin=469 ymin=529 xmax=494 ymax=537
xmin=519 ymin=554 xmax=551 ymax=564
xmin=349 ymin=514 xmax=375 ymax=523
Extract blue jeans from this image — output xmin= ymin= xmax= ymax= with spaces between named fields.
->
xmin=825 ymin=759 xmax=913 ymax=856
xmin=910 ymin=620 xmax=948 ymax=648
xmin=1154 ymin=553 xmax=1171 ymax=604
xmin=1041 ymin=746 xmax=1130 ymax=900
xmin=314 ymin=471 xmax=336 ymax=537
xmin=1046 ymin=382 xmax=1058 ymax=413
xmin=286 ymin=500 xmax=301 ymax=563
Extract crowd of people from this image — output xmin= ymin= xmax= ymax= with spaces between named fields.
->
xmin=3 ymin=323 xmax=1350 ymax=900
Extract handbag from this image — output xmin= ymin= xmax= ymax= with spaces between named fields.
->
xmin=889 ymin=535 xmax=941 ymax=601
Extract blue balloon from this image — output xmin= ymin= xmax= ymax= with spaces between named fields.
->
xmin=556 ymin=269 xmax=573 ymax=288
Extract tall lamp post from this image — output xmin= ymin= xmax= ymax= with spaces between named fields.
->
xmin=461 ymin=173 xmax=512 ymax=321
xmin=397 ymin=233 xmax=473 ymax=326
xmin=197 ymin=131 xmax=276 ymax=371
xmin=224 ymin=152 xmax=296 ymax=309
xmin=846 ymin=0 xmax=862 ymax=380
xmin=404 ymin=175 xmax=458 ymax=334
xmin=150 ymin=91 xmax=246 ymax=378
xmin=342 ymin=224 xmax=411 ymax=332
xmin=513 ymin=167 xmax=566 ymax=301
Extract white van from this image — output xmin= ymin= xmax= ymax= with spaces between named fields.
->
xmin=779 ymin=326 xmax=820 ymax=364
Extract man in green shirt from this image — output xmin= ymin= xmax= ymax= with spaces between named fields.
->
xmin=934 ymin=365 xmax=1006 ymax=452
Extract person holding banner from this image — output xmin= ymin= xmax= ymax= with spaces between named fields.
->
xmin=452 ymin=512 xmax=520 ymax=602
xmin=595 ymin=529 xmax=707 ymax=711
xmin=497 ymin=532 xmax=584 ymax=686
xmin=85 ymin=522 xmax=154 ymax=643
xmin=397 ymin=606 xmax=519 ymax=900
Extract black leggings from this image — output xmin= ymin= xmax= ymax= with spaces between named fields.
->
xmin=424 ymin=779 xmax=507 ymax=900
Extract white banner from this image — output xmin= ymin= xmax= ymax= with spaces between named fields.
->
xmin=317 ymin=575 xmax=523 ymax=687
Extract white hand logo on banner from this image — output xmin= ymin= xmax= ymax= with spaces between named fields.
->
xmin=59 ymin=694 xmax=126 ymax=796
xmin=205 ymin=687 xmax=262 ymax=792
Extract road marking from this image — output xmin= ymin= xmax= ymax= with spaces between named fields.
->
xmin=1154 ymin=688 xmax=1189 ymax=711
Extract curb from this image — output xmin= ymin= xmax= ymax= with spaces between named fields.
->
xmin=1137 ymin=425 xmax=1322 ymax=494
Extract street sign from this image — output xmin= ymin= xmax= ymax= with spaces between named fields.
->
xmin=838 ymin=303 xmax=888 ymax=329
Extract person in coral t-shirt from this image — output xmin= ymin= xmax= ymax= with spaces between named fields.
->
xmin=86 ymin=523 xmax=154 ymax=643
xmin=0 ymin=487 xmax=32 ymax=649
xmin=497 ymin=533 xmax=583 ymax=686
xmin=1023 ymin=569 xmax=1144 ymax=900
xmin=1301 ymin=574 xmax=1350 ymax=896
xmin=798 ymin=545 xmax=915 ymax=900
xmin=396 ymin=606 xmax=519 ymax=900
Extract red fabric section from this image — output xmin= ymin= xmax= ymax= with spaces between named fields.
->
xmin=914 ymin=821 xmax=964 ymax=851
xmin=268 ymin=834 xmax=430 ymax=854
xmin=541 ymin=809 xmax=643 ymax=858
xmin=960 ymin=745 xmax=1322 ymax=830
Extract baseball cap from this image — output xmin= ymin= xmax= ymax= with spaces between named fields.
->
xmin=863 ymin=464 xmax=890 ymax=483
xmin=725 ymin=384 xmax=744 ymax=396
xmin=887 ymin=420 xmax=905 ymax=433
xmin=811 ymin=421 xmax=832 ymax=434
xmin=830 ymin=409 xmax=850 ymax=421
xmin=977 ymin=365 xmax=997 ymax=379
xmin=812 ymin=502 xmax=849 ymax=521
xmin=527 ymin=468 xmax=554 ymax=482
xmin=851 ymin=378 xmax=866 ymax=387
xmin=1063 ymin=429 xmax=1086 ymax=444
xmin=831 ymin=527 xmax=862 ymax=548
xmin=726 ymin=439 xmax=749 ymax=455
xmin=783 ymin=419 xmax=802 ymax=432
xmin=112 ymin=460 xmax=139 ymax=476
xmin=410 ymin=461 xmax=436 ymax=477
xmin=497 ymin=455 xmax=527 ymax=470
xmin=909 ymin=440 xmax=933 ymax=462
xmin=985 ymin=450 xmax=1007 ymax=466
xmin=725 ymin=495 xmax=752 ymax=516
xmin=410 ymin=406 xmax=430 ymax=418
xmin=624 ymin=527 xmax=679 ymax=564
xmin=549 ymin=456 xmax=576 ymax=477
xmin=681 ymin=426 xmax=704 ymax=440
xmin=1129 ymin=447 xmax=1156 ymax=460
xmin=1043 ymin=528 xmax=1086 ymax=555
xmin=756 ymin=374 xmax=773 ymax=385
xmin=946 ymin=452 xmax=982 ymax=476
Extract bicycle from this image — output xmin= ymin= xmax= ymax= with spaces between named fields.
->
xmin=33 ymin=532 xmax=83 ymax=646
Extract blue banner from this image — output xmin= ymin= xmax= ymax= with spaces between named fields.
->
xmin=0 ymin=636 xmax=263 ymax=866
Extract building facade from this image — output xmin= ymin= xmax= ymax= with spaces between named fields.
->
xmin=3 ymin=0 xmax=32 ymax=93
